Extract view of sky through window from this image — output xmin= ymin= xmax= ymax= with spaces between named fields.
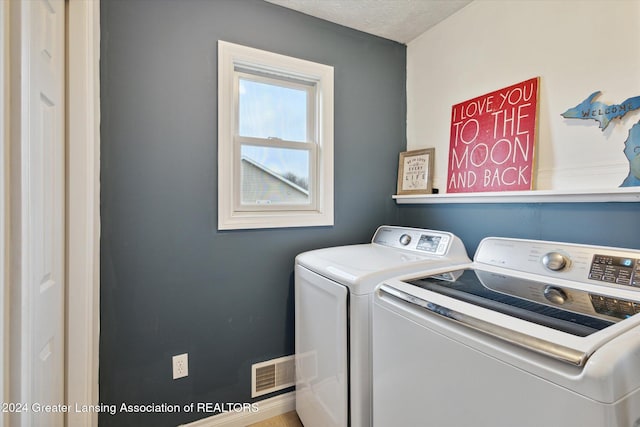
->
xmin=239 ymin=78 xmax=310 ymax=183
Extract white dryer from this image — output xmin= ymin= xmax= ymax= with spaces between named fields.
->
xmin=294 ymin=225 xmax=470 ymax=427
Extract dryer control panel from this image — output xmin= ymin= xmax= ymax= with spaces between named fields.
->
xmin=372 ymin=226 xmax=467 ymax=257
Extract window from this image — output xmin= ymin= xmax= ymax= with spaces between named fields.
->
xmin=218 ymin=41 xmax=334 ymax=230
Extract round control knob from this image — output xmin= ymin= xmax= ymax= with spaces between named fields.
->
xmin=399 ymin=234 xmax=412 ymax=246
xmin=542 ymin=252 xmax=569 ymax=271
xmin=544 ymin=286 xmax=568 ymax=305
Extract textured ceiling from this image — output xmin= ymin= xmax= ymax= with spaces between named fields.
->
xmin=264 ymin=0 xmax=472 ymax=44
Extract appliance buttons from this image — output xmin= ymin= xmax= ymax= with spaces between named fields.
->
xmin=542 ymin=252 xmax=569 ymax=271
xmin=543 ymin=286 xmax=568 ymax=305
xmin=399 ymin=234 xmax=412 ymax=246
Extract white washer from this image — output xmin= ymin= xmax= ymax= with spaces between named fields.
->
xmin=374 ymin=237 xmax=640 ymax=427
xmin=295 ymin=225 xmax=469 ymax=427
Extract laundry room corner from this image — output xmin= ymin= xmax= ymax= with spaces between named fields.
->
xmin=98 ymin=0 xmax=406 ymax=426
xmin=399 ymin=0 xmax=640 ymax=253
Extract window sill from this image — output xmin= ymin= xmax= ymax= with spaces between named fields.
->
xmin=393 ymin=188 xmax=640 ymax=204
xmin=218 ymin=209 xmax=333 ymax=230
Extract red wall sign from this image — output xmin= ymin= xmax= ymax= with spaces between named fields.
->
xmin=446 ymin=77 xmax=539 ymax=193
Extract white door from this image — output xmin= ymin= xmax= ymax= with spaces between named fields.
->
xmin=12 ymin=0 xmax=66 ymax=425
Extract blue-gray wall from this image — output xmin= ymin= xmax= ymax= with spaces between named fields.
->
xmin=397 ymin=202 xmax=640 ymax=256
xmin=99 ymin=0 xmax=405 ymax=425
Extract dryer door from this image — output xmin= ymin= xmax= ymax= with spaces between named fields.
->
xmin=295 ymin=265 xmax=348 ymax=427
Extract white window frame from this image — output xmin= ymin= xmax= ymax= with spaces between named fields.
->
xmin=218 ymin=41 xmax=334 ymax=230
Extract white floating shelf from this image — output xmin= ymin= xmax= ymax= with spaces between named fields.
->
xmin=393 ymin=188 xmax=640 ymax=204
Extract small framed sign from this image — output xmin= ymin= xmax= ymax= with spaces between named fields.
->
xmin=397 ymin=148 xmax=435 ymax=195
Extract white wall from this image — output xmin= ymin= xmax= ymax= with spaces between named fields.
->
xmin=407 ymin=0 xmax=640 ymax=191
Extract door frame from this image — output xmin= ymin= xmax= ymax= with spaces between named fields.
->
xmin=0 ymin=1 xmax=9 ymax=426
xmin=66 ymin=1 xmax=101 ymax=426
xmin=1 ymin=1 xmax=101 ymax=426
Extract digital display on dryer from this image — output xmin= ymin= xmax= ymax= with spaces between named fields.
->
xmin=417 ymin=235 xmax=442 ymax=253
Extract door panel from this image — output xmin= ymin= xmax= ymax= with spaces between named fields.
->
xmin=14 ymin=0 xmax=65 ymax=425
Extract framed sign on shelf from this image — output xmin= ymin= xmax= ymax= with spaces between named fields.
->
xmin=397 ymin=148 xmax=435 ymax=195
xmin=446 ymin=77 xmax=539 ymax=194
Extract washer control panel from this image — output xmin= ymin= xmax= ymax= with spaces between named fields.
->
xmin=589 ymin=255 xmax=640 ymax=287
xmin=372 ymin=226 xmax=466 ymax=257
xmin=476 ymin=237 xmax=640 ymax=291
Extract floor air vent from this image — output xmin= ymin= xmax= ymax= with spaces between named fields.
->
xmin=251 ymin=355 xmax=295 ymax=397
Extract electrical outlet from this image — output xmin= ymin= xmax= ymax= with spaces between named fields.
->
xmin=172 ymin=353 xmax=188 ymax=379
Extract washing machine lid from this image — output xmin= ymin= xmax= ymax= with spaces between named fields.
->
xmin=410 ymin=269 xmax=621 ymax=335
xmin=296 ymin=243 xmax=470 ymax=295
xmin=379 ymin=237 xmax=640 ymax=366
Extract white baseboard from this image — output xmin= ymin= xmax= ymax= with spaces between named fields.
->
xmin=179 ymin=391 xmax=295 ymax=427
